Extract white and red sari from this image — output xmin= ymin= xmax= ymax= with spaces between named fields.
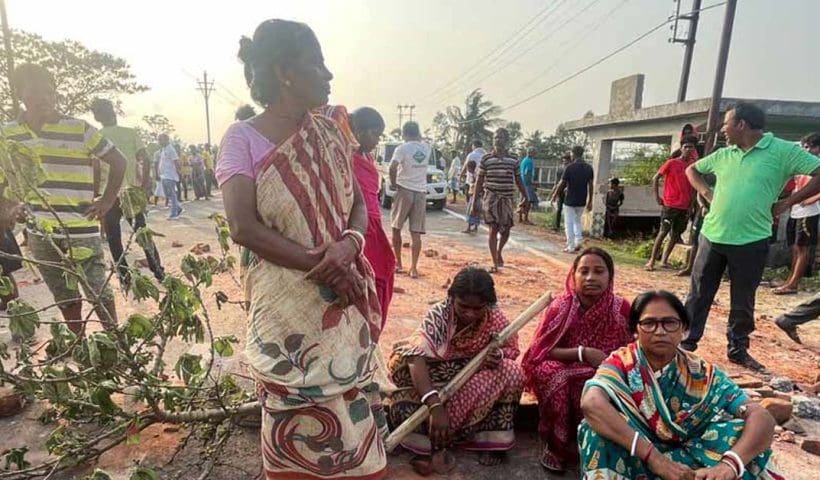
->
xmin=243 ymin=112 xmax=388 ymax=480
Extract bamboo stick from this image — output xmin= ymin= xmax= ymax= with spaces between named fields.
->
xmin=384 ymin=291 xmax=552 ymax=453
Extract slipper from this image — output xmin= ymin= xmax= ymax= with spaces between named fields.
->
xmin=772 ymin=288 xmax=798 ymax=295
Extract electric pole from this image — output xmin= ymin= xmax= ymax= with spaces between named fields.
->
xmin=397 ymin=104 xmax=406 ymax=131
xmin=196 ymin=71 xmax=215 ymax=147
xmin=704 ymin=0 xmax=737 ymax=154
xmin=671 ymin=0 xmax=702 ymax=102
xmin=0 ymin=0 xmax=18 ymax=116
xmin=406 ymin=104 xmax=416 ymax=122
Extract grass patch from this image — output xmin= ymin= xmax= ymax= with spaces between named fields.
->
xmin=762 ymin=266 xmax=820 ymax=293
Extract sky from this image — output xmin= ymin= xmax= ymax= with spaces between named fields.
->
xmin=6 ymin=0 xmax=819 ymax=144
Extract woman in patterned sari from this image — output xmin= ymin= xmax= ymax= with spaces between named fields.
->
xmin=522 ymin=247 xmax=632 ymax=472
xmin=386 ymin=267 xmax=524 ymax=474
xmin=580 ymin=291 xmax=782 ymax=480
xmin=219 ymin=19 xmax=387 ymax=480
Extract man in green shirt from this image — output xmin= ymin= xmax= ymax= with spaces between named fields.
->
xmin=684 ymin=103 xmax=820 ymax=371
xmin=91 ymin=99 xmax=165 ymax=285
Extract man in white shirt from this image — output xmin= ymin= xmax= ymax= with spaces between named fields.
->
xmin=156 ymin=133 xmax=183 ymax=219
xmin=460 ymin=139 xmax=487 ymax=179
xmin=389 ymin=121 xmax=430 ymax=279
xmin=448 ymin=151 xmax=461 ymax=204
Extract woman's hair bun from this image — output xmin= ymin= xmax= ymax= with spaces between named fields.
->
xmin=238 ymin=36 xmax=255 ymax=64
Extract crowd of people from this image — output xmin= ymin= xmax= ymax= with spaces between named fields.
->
xmin=3 ymin=15 xmax=820 ymax=480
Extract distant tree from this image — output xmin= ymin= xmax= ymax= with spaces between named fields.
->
xmin=0 ymin=30 xmax=148 ymax=121
xmin=615 ymin=144 xmax=670 ymax=185
xmin=437 ymin=89 xmax=504 ymax=153
xmin=142 ymin=114 xmax=175 ymax=140
xmin=504 ymin=121 xmax=523 ymax=155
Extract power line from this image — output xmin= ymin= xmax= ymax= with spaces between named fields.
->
xmin=423 ymin=0 xmax=562 ymax=102
xmin=195 ymin=71 xmax=215 ymax=147
xmin=461 ymin=0 xmax=603 ymax=95
xmin=508 ymin=0 xmax=630 ymax=98
xmin=500 ymin=1 xmax=727 ymax=115
xmin=431 ymin=0 xmax=573 ymax=105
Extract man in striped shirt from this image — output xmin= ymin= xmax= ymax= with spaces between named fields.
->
xmin=470 ymin=128 xmax=527 ymax=273
xmin=2 ymin=63 xmax=127 ymax=333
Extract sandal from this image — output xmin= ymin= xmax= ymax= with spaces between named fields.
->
xmin=772 ymin=287 xmax=798 ymax=295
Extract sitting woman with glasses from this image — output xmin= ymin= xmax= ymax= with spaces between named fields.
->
xmin=386 ymin=266 xmax=524 ymax=474
xmin=579 ymin=290 xmax=782 ymax=480
xmin=522 ymin=247 xmax=632 ymax=472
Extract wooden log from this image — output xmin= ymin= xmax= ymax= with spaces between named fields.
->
xmin=384 ymin=291 xmax=552 ymax=453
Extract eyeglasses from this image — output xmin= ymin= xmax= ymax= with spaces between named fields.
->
xmin=637 ymin=317 xmax=683 ymax=333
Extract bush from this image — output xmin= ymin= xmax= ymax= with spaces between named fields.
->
xmin=616 ymin=146 xmax=670 ymax=186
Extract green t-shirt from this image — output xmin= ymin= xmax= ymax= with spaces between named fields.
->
xmin=99 ymin=125 xmax=144 ymax=192
xmin=695 ymin=133 xmax=820 ymax=245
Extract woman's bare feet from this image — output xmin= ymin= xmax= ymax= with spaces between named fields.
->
xmin=409 ymin=269 xmax=419 ymax=279
xmin=478 ymin=451 xmax=505 ymax=467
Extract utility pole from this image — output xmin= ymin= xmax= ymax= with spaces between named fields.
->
xmin=704 ymin=0 xmax=737 ymax=154
xmin=397 ymin=104 xmax=406 ymax=130
xmin=406 ymin=104 xmax=416 ymax=122
xmin=196 ymin=71 xmax=215 ymax=147
xmin=671 ymin=0 xmax=702 ymax=102
xmin=0 ymin=0 xmax=18 ymax=116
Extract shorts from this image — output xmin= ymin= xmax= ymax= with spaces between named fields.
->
xmin=661 ymin=207 xmax=689 ymax=236
xmin=787 ymin=215 xmax=819 ymax=247
xmin=483 ymin=191 xmax=514 ymax=232
xmin=390 ymin=187 xmax=426 ymax=233
xmin=27 ymin=233 xmax=116 ymax=324
xmin=449 ymin=178 xmax=459 ymax=191
xmin=0 ymin=230 xmax=23 ymax=275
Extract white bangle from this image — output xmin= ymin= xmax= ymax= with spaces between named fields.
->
xmin=723 ymin=451 xmax=745 ymax=478
xmin=420 ymin=390 xmax=439 ymax=404
xmin=577 ymin=345 xmax=585 ymax=363
xmin=630 ymin=431 xmax=640 ymax=457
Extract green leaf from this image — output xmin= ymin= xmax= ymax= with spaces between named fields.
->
xmin=125 ymin=314 xmax=155 ymax=340
xmin=41 ymin=366 xmax=72 ymax=402
xmin=213 ymin=336 xmax=236 ymax=357
xmin=130 ymin=467 xmax=160 ymax=480
xmin=63 ymin=269 xmax=79 ymax=292
xmin=174 ymin=353 xmax=204 ymax=385
xmin=68 ymin=246 xmax=94 ymax=263
xmin=4 ymin=446 xmax=30 ymax=470
xmin=90 ymin=386 xmax=119 ymax=415
xmin=7 ymin=299 xmax=40 ymax=341
xmin=86 ymin=332 xmax=119 ymax=369
xmin=45 ymin=322 xmax=77 ymax=358
xmin=0 ymin=275 xmax=13 ymax=296
xmin=131 ymin=270 xmax=160 ymax=302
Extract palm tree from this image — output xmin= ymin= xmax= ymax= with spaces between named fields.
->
xmin=441 ymin=89 xmax=504 ymax=153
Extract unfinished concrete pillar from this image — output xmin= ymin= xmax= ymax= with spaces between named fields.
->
xmin=585 ymin=138 xmax=613 ymax=238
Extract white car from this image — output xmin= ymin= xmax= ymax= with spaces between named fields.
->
xmin=376 ymin=142 xmax=448 ymax=210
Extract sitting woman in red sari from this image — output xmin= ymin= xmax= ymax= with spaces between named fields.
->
xmin=522 ymin=247 xmax=632 ymax=472
xmin=386 ymin=267 xmax=524 ymax=474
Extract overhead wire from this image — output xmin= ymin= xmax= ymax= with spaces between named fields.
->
xmin=460 ymin=0 xmax=603 ymax=95
xmin=423 ymin=0 xmax=565 ymax=103
xmin=452 ymin=0 xmax=728 ymax=121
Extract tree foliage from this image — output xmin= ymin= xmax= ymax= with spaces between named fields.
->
xmin=0 ymin=30 xmax=148 ymax=121
xmin=615 ymin=144 xmax=670 ymax=185
xmin=0 ymin=136 xmax=251 ymax=479
xmin=523 ymin=126 xmax=588 ymax=165
xmin=432 ymin=89 xmax=504 ymax=154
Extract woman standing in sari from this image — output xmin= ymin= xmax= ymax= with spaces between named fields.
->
xmin=580 ymin=291 xmax=781 ymax=480
xmin=522 ymin=247 xmax=632 ymax=472
xmin=218 ymin=19 xmax=387 ymax=480
xmin=386 ymin=267 xmax=524 ymax=474
xmin=349 ymin=107 xmax=395 ymax=325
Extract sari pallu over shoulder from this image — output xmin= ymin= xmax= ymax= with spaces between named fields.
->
xmin=243 ymin=112 xmax=385 ymax=409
